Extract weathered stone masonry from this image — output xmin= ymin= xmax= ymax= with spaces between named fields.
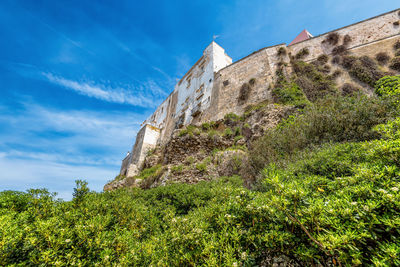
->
xmin=121 ymin=8 xmax=400 ymax=177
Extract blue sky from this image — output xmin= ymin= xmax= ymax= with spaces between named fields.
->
xmin=0 ymin=0 xmax=398 ymax=199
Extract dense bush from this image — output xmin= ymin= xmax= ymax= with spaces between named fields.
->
xmin=272 ymin=80 xmax=309 ymax=107
xmin=375 ymin=75 xmax=400 ymax=96
xmin=389 ymin=57 xmax=400 ymax=72
xmin=249 ymin=94 xmax=396 ymax=176
xmin=375 ymin=52 xmax=390 ymax=65
xmin=325 ymin=32 xmax=340 ymax=46
xmin=292 ymin=60 xmax=337 ymax=101
xmin=257 ymin=121 xmax=400 ymax=265
xmin=341 ymin=83 xmax=360 ymax=96
xmin=2 ymin=116 xmax=400 ymax=265
xmin=2 ymin=76 xmax=400 ymax=265
xmin=345 ymin=56 xmax=384 ymax=87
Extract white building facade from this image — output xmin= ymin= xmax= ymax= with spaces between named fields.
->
xmin=121 ymin=42 xmax=232 ymax=177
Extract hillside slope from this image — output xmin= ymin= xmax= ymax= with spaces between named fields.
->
xmin=2 ymin=42 xmax=400 ymax=265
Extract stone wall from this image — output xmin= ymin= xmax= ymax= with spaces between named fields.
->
xmin=288 ymin=9 xmax=400 ymax=61
xmin=126 ymin=124 xmax=160 ymax=177
xmin=203 ymin=44 xmax=286 ymax=121
xmin=203 ymin=9 xmax=400 ymax=122
xmin=119 ymin=153 xmax=131 ymax=176
xmin=119 ymin=8 xmax=400 ymax=177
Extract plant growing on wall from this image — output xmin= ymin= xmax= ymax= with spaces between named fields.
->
xmin=375 ymin=52 xmax=390 ymax=65
xmin=238 ymin=78 xmax=256 ymax=104
xmin=325 ymin=32 xmax=340 ymax=45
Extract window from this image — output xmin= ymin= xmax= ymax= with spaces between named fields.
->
xmin=198 ymin=61 xmax=206 ymax=73
xmin=196 ymin=84 xmax=204 ymax=94
xmin=186 ymin=74 xmax=192 ymax=89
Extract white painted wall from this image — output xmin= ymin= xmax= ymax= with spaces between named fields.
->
xmin=172 ymin=42 xmax=232 ymax=125
xmin=144 ymin=97 xmax=169 ymax=129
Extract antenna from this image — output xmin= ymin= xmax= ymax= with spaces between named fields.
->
xmin=213 ymin=35 xmax=220 ymax=41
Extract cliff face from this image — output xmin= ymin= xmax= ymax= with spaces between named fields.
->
xmin=107 ymin=9 xmax=400 ymax=191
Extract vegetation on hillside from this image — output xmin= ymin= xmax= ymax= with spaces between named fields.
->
xmin=1 ymin=63 xmax=400 ymax=264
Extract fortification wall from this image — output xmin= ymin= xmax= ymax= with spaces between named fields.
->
xmin=119 ymin=154 xmax=131 ymax=176
xmin=126 ymin=124 xmax=160 ymax=177
xmin=203 ymin=9 xmax=400 ymax=122
xmin=203 ymin=44 xmax=286 ymax=121
xmin=119 ymin=8 xmax=400 ymax=177
xmin=288 ymin=9 xmax=400 ymax=61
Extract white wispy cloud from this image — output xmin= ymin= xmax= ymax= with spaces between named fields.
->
xmin=42 ymin=72 xmax=159 ymax=107
xmin=0 ymin=101 xmax=146 ymax=199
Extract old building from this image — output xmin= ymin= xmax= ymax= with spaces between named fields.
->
xmin=120 ymin=8 xmax=400 ymax=177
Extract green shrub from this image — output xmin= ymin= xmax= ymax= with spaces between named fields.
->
xmin=273 ymin=80 xmax=310 ymax=107
xmin=234 ymin=135 xmax=244 ymax=144
xmin=394 ymin=40 xmax=400 ymax=50
xmin=179 ymin=125 xmax=199 ymax=137
xmin=316 ymin=54 xmax=329 ymax=64
xmin=375 ymin=52 xmax=390 ymax=65
xmin=341 ymin=83 xmax=360 ymax=96
xmin=277 ymin=47 xmax=287 ymax=57
xmin=332 ymin=45 xmax=347 ymax=55
xmin=223 ymin=127 xmax=233 ymax=138
xmin=256 ymin=126 xmax=400 ymax=265
xmin=389 ymin=57 xmax=400 ymax=72
xmin=375 ymin=75 xmax=400 ymax=96
xmin=292 ymin=60 xmax=337 ymax=101
xmin=3 ymin=118 xmax=400 ymax=266
xmin=238 ymin=83 xmax=251 ymax=103
xmin=249 ymin=78 xmax=256 ymax=86
xmin=185 ymin=156 xmax=195 ymax=165
xmin=233 ymin=126 xmax=241 ymax=136
xmin=224 ymin=112 xmax=240 ymax=122
xmin=72 ymin=180 xmax=90 ymax=205
xmin=195 ymin=162 xmax=207 ymax=173
xmin=249 ymin=94 xmax=395 ymax=176
xmin=113 ymin=174 xmax=126 ymax=181
xmin=201 ymin=122 xmax=211 ymax=131
xmin=243 ymin=100 xmax=270 ymax=118
xmin=295 ymin=48 xmax=310 ymax=59
xmin=135 ymin=164 xmax=165 ymax=188
xmin=171 ymin=164 xmax=184 ymax=174
xmin=325 ymin=32 xmax=340 ymax=45
xmin=343 ymin=34 xmax=352 ymax=45
xmin=207 ymin=129 xmax=219 ymax=140
xmin=340 ymin=55 xmax=384 ymax=87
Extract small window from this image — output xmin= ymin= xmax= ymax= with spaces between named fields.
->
xmin=196 ymin=84 xmax=204 ymax=93
xmin=199 ymin=61 xmax=205 ymax=72
xmin=186 ymin=74 xmax=192 ymax=88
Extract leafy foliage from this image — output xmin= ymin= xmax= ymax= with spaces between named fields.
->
xmin=2 ymin=118 xmax=400 ymax=265
xmin=2 ymin=75 xmax=400 ymax=265
xmin=273 ymin=79 xmax=310 ymax=107
xmin=292 ymin=60 xmax=337 ymax=101
xmin=249 ymin=94 xmax=396 ymax=176
xmin=340 ymin=55 xmax=384 ymax=87
xmin=375 ymin=75 xmax=400 ymax=96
